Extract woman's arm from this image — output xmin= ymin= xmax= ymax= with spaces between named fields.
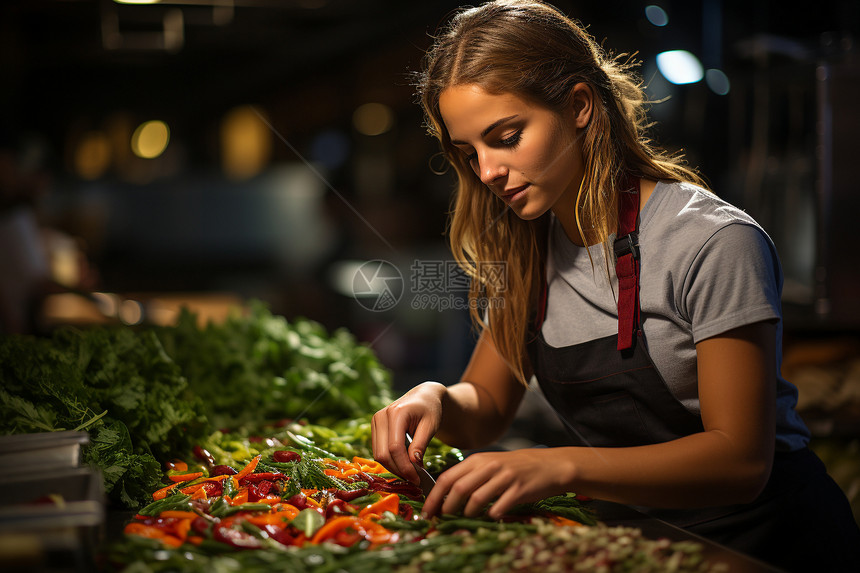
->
xmin=436 ymin=328 xmax=527 ymax=449
xmin=371 ymin=328 xmax=525 ymax=483
xmin=421 ymin=320 xmax=777 ymax=518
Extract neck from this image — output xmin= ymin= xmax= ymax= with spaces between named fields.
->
xmin=552 ymin=195 xmax=597 ymax=247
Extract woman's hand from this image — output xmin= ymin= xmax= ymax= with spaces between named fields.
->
xmin=371 ymin=381 xmax=447 ymax=485
xmin=421 ymin=448 xmax=575 ymax=520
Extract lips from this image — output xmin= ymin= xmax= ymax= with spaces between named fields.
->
xmin=499 ymin=183 xmax=529 ymax=200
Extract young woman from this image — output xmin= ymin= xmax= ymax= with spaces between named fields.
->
xmin=371 ymin=1 xmax=860 ymax=570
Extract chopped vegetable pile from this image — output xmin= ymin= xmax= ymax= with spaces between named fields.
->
xmin=1 ymin=302 xmax=727 ymax=571
xmin=106 ymin=428 xmax=723 ymax=573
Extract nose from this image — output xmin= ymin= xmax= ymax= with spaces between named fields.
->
xmin=474 ymin=150 xmax=508 ymax=186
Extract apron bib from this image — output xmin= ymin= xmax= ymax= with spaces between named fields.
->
xmin=526 ymin=177 xmax=700 ymax=449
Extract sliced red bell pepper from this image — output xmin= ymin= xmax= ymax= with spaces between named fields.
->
xmin=231 ymin=455 xmax=261 ymax=489
xmin=239 ymin=472 xmax=287 ymax=483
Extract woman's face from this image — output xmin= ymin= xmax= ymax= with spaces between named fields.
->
xmin=438 ymin=84 xmax=585 ymax=222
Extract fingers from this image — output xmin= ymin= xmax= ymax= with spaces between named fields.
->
xmin=371 ymin=405 xmax=419 ymax=485
xmin=371 ymin=383 xmax=445 ymax=486
xmin=422 ymin=456 xmax=503 ymax=518
xmin=389 ymin=412 xmax=421 ymax=484
xmin=370 ymin=411 xmax=388 ymax=468
xmin=408 ymin=417 xmax=436 ymax=465
xmin=421 ymin=450 xmax=560 ymax=520
xmin=486 ymin=483 xmax=523 ymax=520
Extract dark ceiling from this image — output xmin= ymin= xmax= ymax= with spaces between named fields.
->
xmin=1 ymin=0 xmax=857 ymax=171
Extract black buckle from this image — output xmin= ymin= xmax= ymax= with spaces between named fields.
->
xmin=614 ymin=231 xmax=640 ymax=260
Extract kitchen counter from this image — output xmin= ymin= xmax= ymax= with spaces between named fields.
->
xmin=589 ymin=500 xmax=784 ymax=572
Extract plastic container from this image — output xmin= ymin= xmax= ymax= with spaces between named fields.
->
xmin=0 ymin=434 xmax=104 ymax=572
xmin=0 ymin=431 xmax=89 ymax=471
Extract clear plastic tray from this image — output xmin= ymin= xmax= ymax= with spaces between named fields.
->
xmin=0 ymin=440 xmax=104 ymax=572
xmin=0 ymin=431 xmax=89 ymax=471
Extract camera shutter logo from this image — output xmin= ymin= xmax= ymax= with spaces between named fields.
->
xmin=352 ymin=260 xmax=403 ymax=311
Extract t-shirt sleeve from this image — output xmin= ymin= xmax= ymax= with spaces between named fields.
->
xmin=683 ymin=223 xmax=782 ymax=343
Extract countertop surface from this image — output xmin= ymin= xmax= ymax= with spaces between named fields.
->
xmin=589 ymin=500 xmax=784 ymax=572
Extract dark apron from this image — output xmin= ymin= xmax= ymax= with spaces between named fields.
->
xmin=526 ymin=179 xmax=860 ymax=572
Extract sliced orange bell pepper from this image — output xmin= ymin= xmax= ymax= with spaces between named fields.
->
xmin=246 ymin=508 xmax=297 ymax=527
xmin=270 ymin=504 xmax=300 ymax=520
xmin=124 ymin=522 xmax=184 ymax=547
xmin=309 ymin=516 xmax=358 ymax=544
xmin=231 ymin=454 xmax=261 ymax=489
xmin=361 ymin=519 xmax=398 ymax=546
xmin=352 ymin=456 xmax=385 ymax=474
xmin=160 ymin=511 xmax=199 ymax=520
xmin=125 ymin=522 xmax=165 ymax=538
xmin=549 ymin=515 xmax=582 ymax=527
xmin=168 ymin=472 xmax=203 ymax=483
xmin=173 ymin=518 xmax=192 ymax=541
xmin=152 ymin=482 xmax=180 ymax=500
xmin=180 ymin=483 xmax=207 ymax=495
xmin=161 ymin=535 xmax=184 ymax=548
xmin=309 ymin=515 xmax=398 ymax=547
xmin=358 ymin=493 xmax=400 ymax=519
xmin=230 ymin=489 xmax=249 ymax=505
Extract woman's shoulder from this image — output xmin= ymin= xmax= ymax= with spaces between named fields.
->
xmin=643 ymin=180 xmax=762 ymax=234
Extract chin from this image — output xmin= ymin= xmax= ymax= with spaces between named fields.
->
xmin=510 ymin=203 xmax=548 ymax=221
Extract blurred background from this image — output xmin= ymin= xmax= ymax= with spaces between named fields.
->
xmin=1 ymin=0 xmax=859 ymax=513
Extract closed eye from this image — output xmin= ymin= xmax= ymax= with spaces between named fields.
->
xmin=500 ymin=131 xmax=521 ymax=147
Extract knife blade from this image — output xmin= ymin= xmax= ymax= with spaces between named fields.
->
xmin=405 ymin=432 xmax=435 ymax=496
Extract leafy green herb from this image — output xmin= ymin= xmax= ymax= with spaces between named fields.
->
xmin=0 ymin=328 xmax=207 ymax=509
xmin=292 ymin=508 xmax=325 ymax=537
xmin=155 ymin=302 xmax=394 ymax=430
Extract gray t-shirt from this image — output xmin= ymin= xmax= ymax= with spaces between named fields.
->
xmin=542 ymin=181 xmax=810 ymax=452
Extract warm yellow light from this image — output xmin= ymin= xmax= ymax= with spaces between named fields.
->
xmin=74 ymin=131 xmax=111 ymax=180
xmin=352 ymin=103 xmax=394 ymax=136
xmin=220 ymin=105 xmax=272 ymax=180
xmin=113 ymin=1 xmax=161 ymax=5
xmin=131 ymin=120 xmax=170 ymax=159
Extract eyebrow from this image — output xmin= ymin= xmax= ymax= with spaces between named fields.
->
xmin=449 ymin=114 xmax=519 ymax=146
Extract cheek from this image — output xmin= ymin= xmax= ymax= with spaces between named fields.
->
xmin=542 ymin=131 xmax=580 ymax=185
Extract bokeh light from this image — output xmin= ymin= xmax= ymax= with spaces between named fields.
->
xmin=656 ymin=50 xmax=704 ymax=85
xmin=645 ymin=5 xmax=669 ymax=27
xmin=74 ymin=130 xmax=111 ymax=179
xmin=352 ymin=103 xmax=394 ymax=136
xmin=220 ymin=105 xmax=272 ymax=180
xmin=705 ymin=69 xmax=731 ymax=95
xmin=131 ymin=120 xmax=170 ymax=159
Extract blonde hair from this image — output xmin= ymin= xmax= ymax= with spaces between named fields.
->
xmin=417 ymin=0 xmax=705 ymax=385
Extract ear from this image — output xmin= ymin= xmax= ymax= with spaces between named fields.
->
xmin=569 ymin=83 xmax=594 ymax=128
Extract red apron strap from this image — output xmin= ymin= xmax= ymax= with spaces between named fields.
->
xmin=615 ymin=177 xmax=641 ymax=351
